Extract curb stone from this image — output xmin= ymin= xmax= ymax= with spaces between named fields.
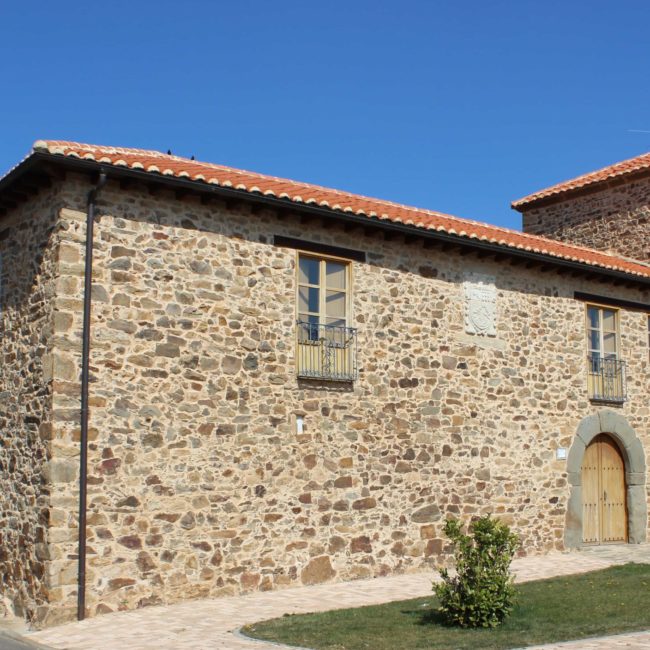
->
xmin=519 ymin=628 xmax=650 ymax=649
xmin=233 ymin=626 xmax=313 ymax=650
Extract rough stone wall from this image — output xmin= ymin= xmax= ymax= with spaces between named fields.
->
xmin=520 ymin=176 xmax=650 ymax=262
xmin=0 ymin=187 xmax=61 ymax=624
xmin=41 ymin=176 xmax=650 ymax=622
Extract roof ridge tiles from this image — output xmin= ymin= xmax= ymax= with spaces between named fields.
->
xmin=20 ymin=139 xmax=650 ymax=280
xmin=35 ymin=140 xmax=471 ymax=217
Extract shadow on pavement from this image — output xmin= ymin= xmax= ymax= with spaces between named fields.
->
xmin=0 ymin=631 xmax=56 ymax=650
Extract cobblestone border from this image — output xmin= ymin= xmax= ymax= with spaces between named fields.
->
xmin=565 ymin=410 xmax=647 ymax=547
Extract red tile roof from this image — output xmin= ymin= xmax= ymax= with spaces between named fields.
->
xmin=512 ymin=152 xmax=650 ymax=209
xmin=30 ymin=140 xmax=650 ymax=279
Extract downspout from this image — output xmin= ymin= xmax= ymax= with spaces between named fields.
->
xmin=77 ymin=170 xmax=107 ymax=621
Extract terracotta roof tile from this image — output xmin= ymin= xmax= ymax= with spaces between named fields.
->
xmin=512 ymin=152 xmax=650 ymax=209
xmin=30 ymin=140 xmax=650 ymax=280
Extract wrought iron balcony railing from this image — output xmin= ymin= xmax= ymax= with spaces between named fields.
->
xmin=296 ymin=321 xmax=358 ymax=381
xmin=587 ymin=356 xmax=627 ymax=403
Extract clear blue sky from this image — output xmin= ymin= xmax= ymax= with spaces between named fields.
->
xmin=2 ymin=1 xmax=650 ymax=230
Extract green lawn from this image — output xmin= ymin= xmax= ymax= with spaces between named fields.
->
xmin=242 ymin=563 xmax=650 ymax=650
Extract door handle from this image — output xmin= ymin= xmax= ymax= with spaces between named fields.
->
xmin=603 ymin=491 xmax=607 ymax=503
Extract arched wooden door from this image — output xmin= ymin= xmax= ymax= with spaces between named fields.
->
xmin=581 ymin=434 xmax=627 ymax=544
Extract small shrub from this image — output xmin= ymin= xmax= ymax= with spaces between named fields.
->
xmin=433 ymin=515 xmax=519 ymax=628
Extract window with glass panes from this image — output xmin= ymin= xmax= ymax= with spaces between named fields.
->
xmin=586 ymin=305 xmax=618 ymax=363
xmin=297 ymin=254 xmax=349 ymax=337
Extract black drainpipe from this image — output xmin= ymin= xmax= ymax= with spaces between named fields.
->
xmin=77 ymin=170 xmax=108 ymax=621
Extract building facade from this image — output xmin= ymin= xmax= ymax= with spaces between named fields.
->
xmin=1 ymin=141 xmax=649 ymax=627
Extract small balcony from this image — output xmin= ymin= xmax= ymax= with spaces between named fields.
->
xmin=587 ymin=356 xmax=627 ymax=403
xmin=296 ymin=321 xmax=358 ymax=381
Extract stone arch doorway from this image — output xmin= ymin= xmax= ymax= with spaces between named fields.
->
xmin=565 ymin=410 xmax=647 ymax=548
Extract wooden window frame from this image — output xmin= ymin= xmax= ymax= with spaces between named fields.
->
xmin=295 ymin=250 xmax=356 ymax=381
xmin=585 ymin=303 xmax=620 ymax=361
xmin=295 ymin=251 xmax=353 ymax=329
xmin=585 ymin=303 xmax=625 ymax=402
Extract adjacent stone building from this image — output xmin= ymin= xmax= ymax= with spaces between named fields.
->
xmin=514 ymin=152 xmax=650 ymax=262
xmin=1 ymin=141 xmax=649 ymax=628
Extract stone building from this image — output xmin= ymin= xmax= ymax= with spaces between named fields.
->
xmin=0 ymin=141 xmax=648 ymax=627
xmin=514 ymin=152 xmax=650 ymax=262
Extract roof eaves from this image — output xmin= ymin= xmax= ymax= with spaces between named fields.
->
xmin=2 ymin=147 xmax=650 ymax=286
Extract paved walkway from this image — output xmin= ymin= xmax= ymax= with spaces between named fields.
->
xmin=28 ymin=545 xmax=650 ymax=650
xmin=0 ymin=608 xmax=52 ymax=650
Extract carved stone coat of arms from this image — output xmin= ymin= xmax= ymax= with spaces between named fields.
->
xmin=463 ymin=275 xmax=497 ymax=336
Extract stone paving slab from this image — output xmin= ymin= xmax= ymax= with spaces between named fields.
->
xmin=28 ymin=545 xmax=650 ymax=650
